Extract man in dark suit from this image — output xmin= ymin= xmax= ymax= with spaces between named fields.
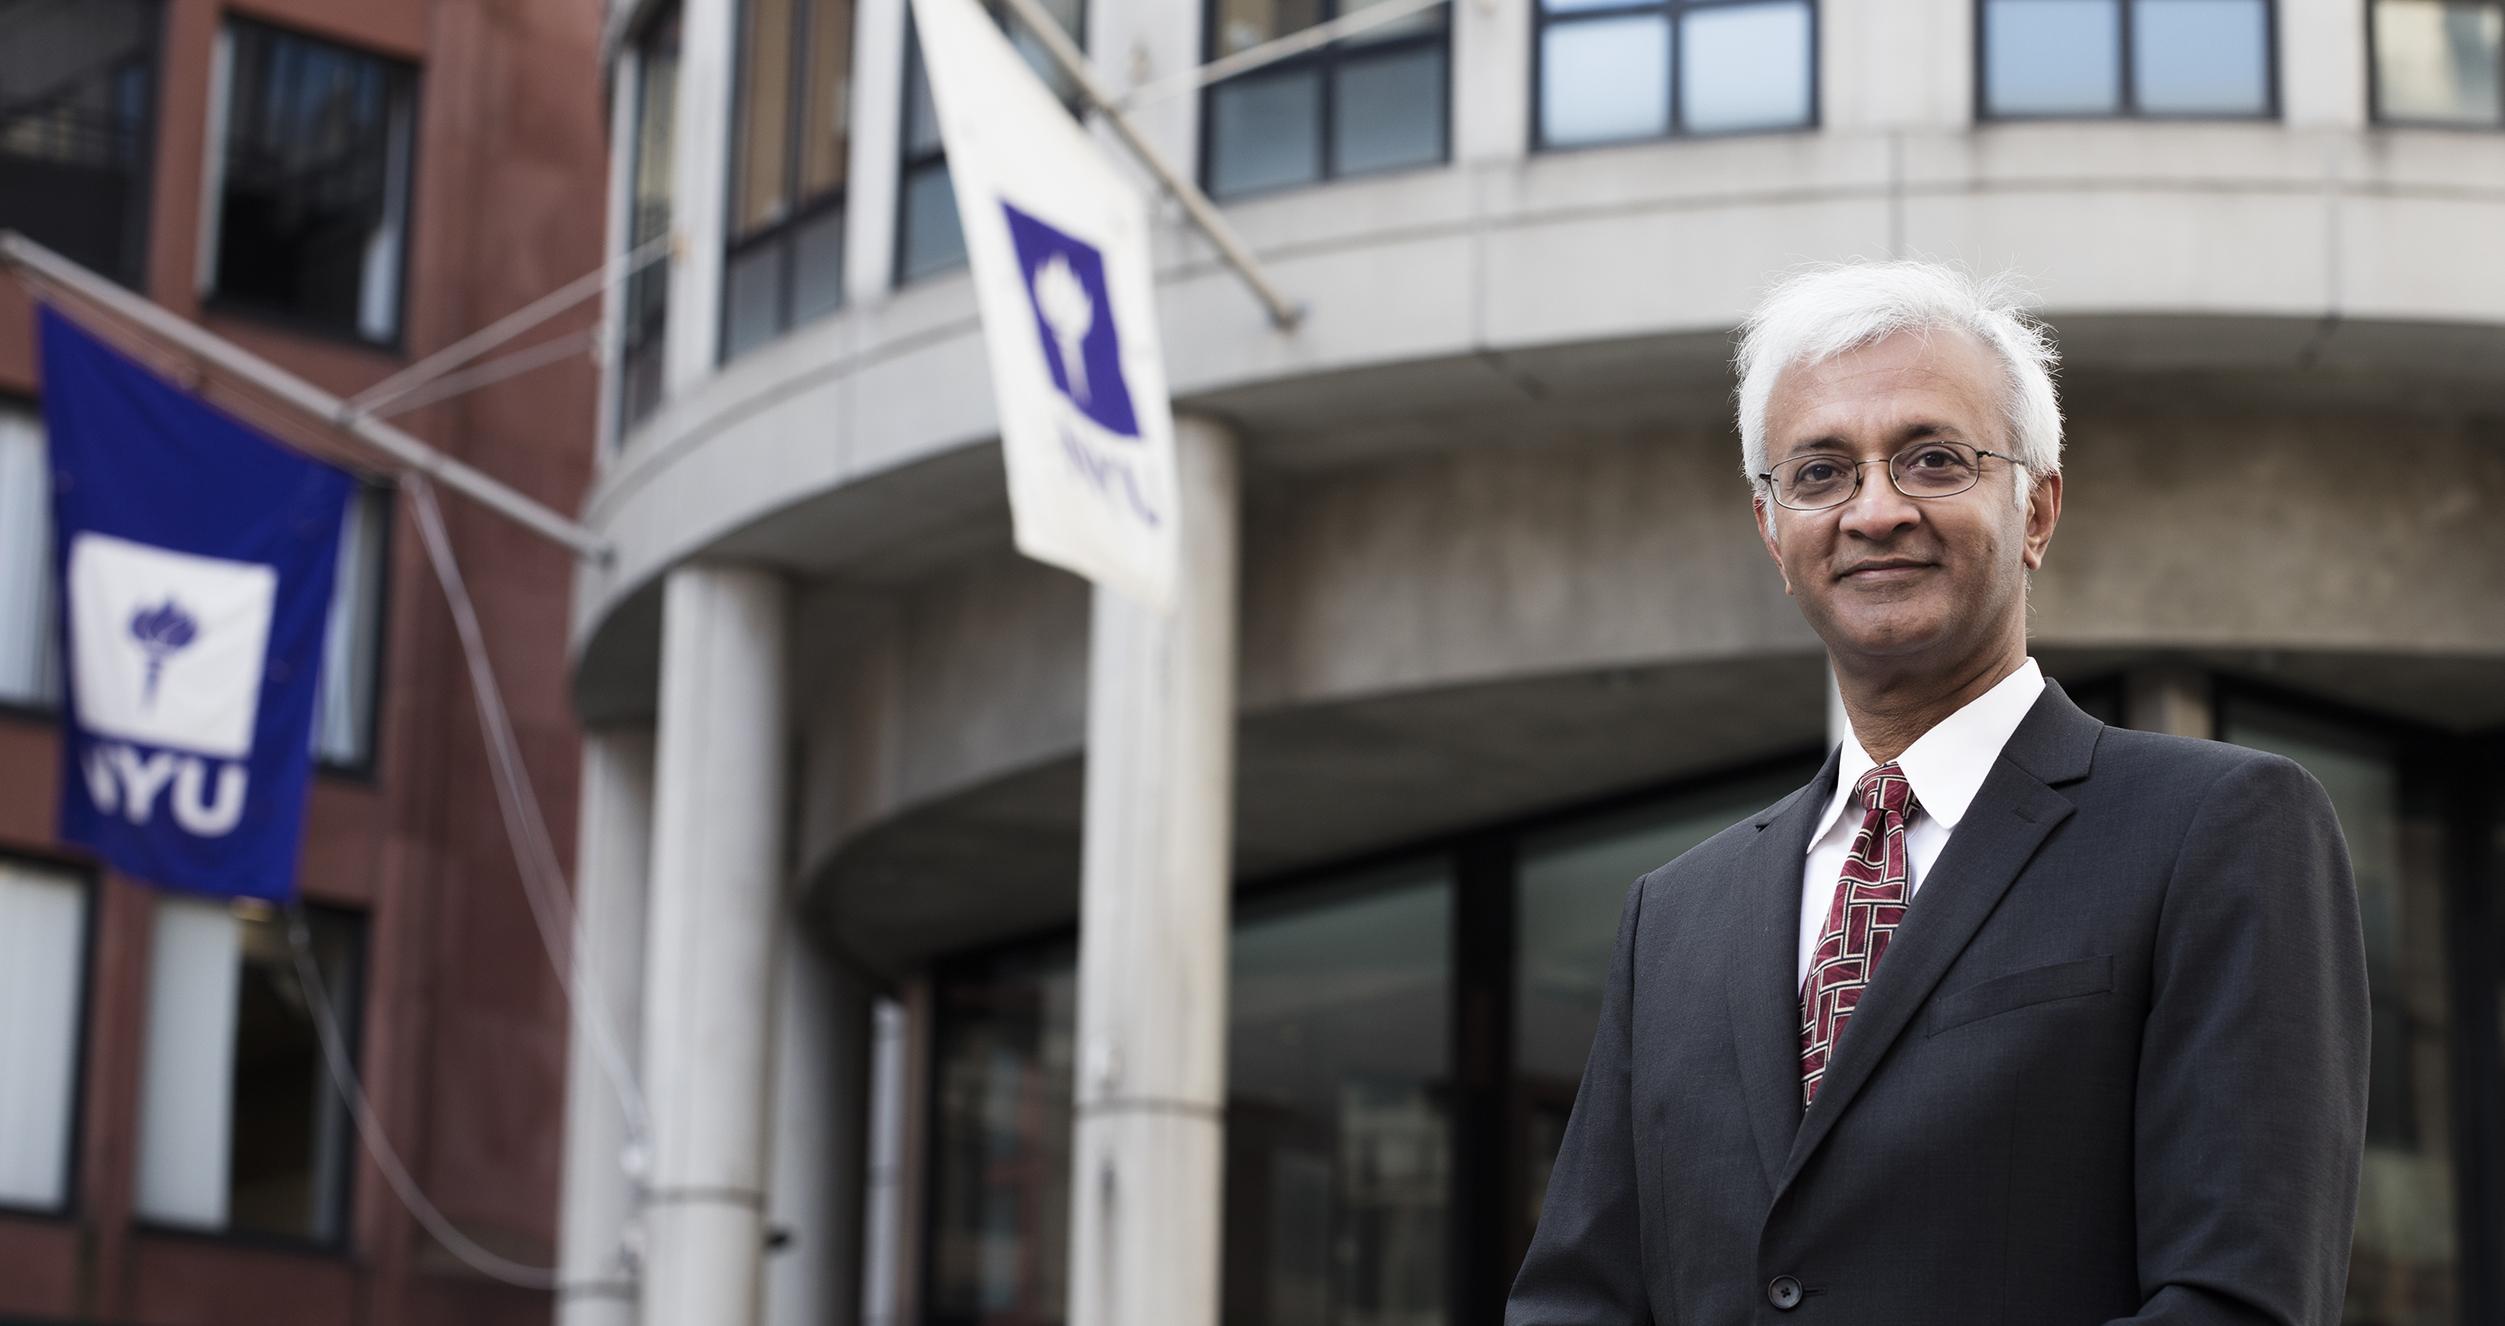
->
xmin=1506 ymin=262 xmax=2370 ymax=1325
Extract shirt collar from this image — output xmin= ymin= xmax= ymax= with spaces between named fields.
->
xmin=1807 ymin=657 xmax=2046 ymax=852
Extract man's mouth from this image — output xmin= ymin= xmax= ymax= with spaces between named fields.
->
xmin=1837 ymin=560 xmax=1936 ymax=581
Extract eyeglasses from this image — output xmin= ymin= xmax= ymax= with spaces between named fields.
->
xmin=1757 ymin=439 xmax=2017 ymax=512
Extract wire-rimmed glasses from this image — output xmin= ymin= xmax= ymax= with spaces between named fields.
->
xmin=1757 ymin=439 xmax=2017 ymax=511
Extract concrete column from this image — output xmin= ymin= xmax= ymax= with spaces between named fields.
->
xmin=1066 ymin=415 xmax=1241 ymax=1326
xmin=639 ymin=566 xmax=791 ymax=1326
xmin=665 ymin=0 xmax=737 ymax=390
xmin=557 ymin=728 xmax=657 ymax=1326
xmin=845 ymin=0 xmax=906 ymax=303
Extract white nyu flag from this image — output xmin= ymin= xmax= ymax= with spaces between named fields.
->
xmin=910 ymin=0 xmax=1180 ymax=609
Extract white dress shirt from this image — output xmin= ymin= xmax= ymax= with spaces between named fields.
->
xmin=1797 ymin=658 xmax=2046 ymax=990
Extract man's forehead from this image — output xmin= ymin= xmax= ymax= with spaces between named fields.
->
xmin=1764 ymin=330 xmax=2002 ymax=447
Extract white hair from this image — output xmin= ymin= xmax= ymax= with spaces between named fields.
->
xmin=1734 ymin=261 xmax=2064 ymax=498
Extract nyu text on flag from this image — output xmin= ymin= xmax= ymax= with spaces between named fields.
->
xmin=39 ymin=307 xmax=353 ymax=904
xmin=908 ymin=0 xmax=1180 ymax=609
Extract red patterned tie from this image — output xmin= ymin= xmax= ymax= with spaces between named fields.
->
xmin=1800 ymin=762 xmax=1918 ymax=1107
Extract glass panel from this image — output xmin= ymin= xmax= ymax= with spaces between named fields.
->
xmin=733 ymin=0 xmax=796 ymax=235
xmin=1006 ymin=0 xmax=1087 ymax=103
xmin=1541 ymin=15 xmax=1671 ymax=147
xmin=1208 ymin=65 xmax=1323 ymax=197
xmin=1679 ymin=1 xmax=1814 ymax=133
xmin=1342 ymin=0 xmax=1447 ymax=46
xmin=902 ymin=31 xmax=942 ymax=155
xmin=928 ymin=945 xmax=1077 ymax=1324
xmin=2132 ymin=0 xmax=2270 ymax=113
xmin=1226 ymin=870 xmax=1451 ymax=1326
xmin=2221 ymin=703 xmax=2458 ymax=1326
xmin=1331 ymin=44 xmax=1444 ymax=176
xmin=798 ymin=0 xmax=852 ymax=199
xmin=227 ymin=907 xmax=361 ymax=1243
xmin=2374 ymin=0 xmax=2505 ymax=125
xmin=722 ymin=239 xmax=786 ymax=358
xmin=1217 ymin=0 xmax=1324 ymax=56
xmin=897 ymin=159 xmax=967 ymax=280
xmin=1983 ymin=0 xmax=2124 ymax=116
xmin=313 ymin=485 xmax=387 ymax=767
xmin=0 ymin=405 xmax=59 ymax=706
xmin=0 ymin=0 xmax=160 ymax=286
xmin=1513 ymin=769 xmax=1809 ymax=1238
xmin=0 ymin=861 xmax=89 ymax=1211
xmin=621 ymin=10 xmax=679 ymax=431
xmin=213 ymin=22 xmax=417 ymax=342
xmin=791 ymin=205 xmax=845 ymax=323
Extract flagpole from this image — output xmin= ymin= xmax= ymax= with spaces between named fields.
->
xmin=987 ymin=0 xmax=1306 ymax=331
xmin=0 ymin=231 xmax=614 ymax=563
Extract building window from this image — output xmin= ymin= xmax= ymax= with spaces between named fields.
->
xmin=135 ymin=901 xmax=364 ymax=1245
xmin=205 ymin=20 xmax=417 ymax=346
xmin=895 ymin=0 xmax=1084 ymax=285
xmin=0 ymin=401 xmax=59 ymax=708
xmin=0 ymin=0 xmax=161 ymax=288
xmin=2220 ymin=698 xmax=2460 ymax=1325
xmin=927 ymin=943 xmax=1076 ymax=1324
xmin=1978 ymin=0 xmax=2276 ymax=119
xmin=620 ymin=8 xmax=680 ymax=425
xmin=1511 ymin=767 xmax=1806 ymax=1252
xmin=722 ymin=0 xmax=851 ymax=362
xmin=1534 ymin=0 xmax=1815 ymax=149
xmin=313 ymin=485 xmax=390 ymax=769
xmin=0 ymin=857 xmax=94 ymax=1215
xmin=2371 ymin=0 xmax=2504 ymax=125
xmin=1225 ymin=867 xmax=1453 ymax=1326
xmin=1203 ymin=0 xmax=1449 ymax=198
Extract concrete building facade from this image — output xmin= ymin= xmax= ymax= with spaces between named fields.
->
xmin=575 ymin=0 xmax=2505 ymax=1324
xmin=0 ymin=0 xmax=608 ymax=1322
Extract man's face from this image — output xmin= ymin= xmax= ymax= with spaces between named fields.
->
xmin=1753 ymin=329 xmax=2060 ymax=676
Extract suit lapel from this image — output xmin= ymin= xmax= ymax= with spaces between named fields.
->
xmin=1725 ymin=749 xmax=1837 ymax=1192
xmin=1776 ymin=682 xmax=2102 ymax=1193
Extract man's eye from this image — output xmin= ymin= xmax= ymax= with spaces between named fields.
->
xmin=1796 ymin=460 xmax=1843 ymax=484
xmin=1907 ymin=446 xmax=1958 ymax=469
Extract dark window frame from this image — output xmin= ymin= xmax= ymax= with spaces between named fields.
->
xmin=619 ymin=3 xmax=682 ymax=429
xmin=130 ymin=900 xmax=369 ymax=1257
xmin=892 ymin=0 xmax=1088 ymax=287
xmin=1528 ymin=0 xmax=1822 ymax=153
xmin=0 ymin=0 xmax=167 ymax=290
xmin=0 ymin=849 xmax=102 ymax=1224
xmin=2212 ymin=673 xmax=2501 ymax=1324
xmin=2364 ymin=0 xmax=2505 ymax=129
xmin=1196 ymin=0 xmax=1455 ymax=200
xmin=718 ymin=0 xmax=853 ymax=362
xmin=916 ymin=741 xmax=1826 ymax=1326
xmin=201 ymin=16 xmax=422 ymax=354
xmin=1972 ymin=0 xmax=2282 ymax=123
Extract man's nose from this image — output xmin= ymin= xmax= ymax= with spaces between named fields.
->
xmin=1836 ymin=464 xmax=1921 ymax=540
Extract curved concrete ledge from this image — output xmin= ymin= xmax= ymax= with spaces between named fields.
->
xmin=573 ymin=123 xmax=2505 ymax=703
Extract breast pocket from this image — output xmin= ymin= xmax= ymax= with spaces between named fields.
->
xmin=1925 ymin=954 xmax=2114 ymax=1038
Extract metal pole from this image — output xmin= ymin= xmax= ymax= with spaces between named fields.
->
xmin=988 ymin=0 xmax=1306 ymax=331
xmin=0 ymin=231 xmax=612 ymax=562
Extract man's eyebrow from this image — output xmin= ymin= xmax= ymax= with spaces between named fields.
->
xmin=1776 ymin=421 xmax=1965 ymax=461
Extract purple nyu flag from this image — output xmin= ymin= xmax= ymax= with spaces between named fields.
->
xmin=39 ymin=307 xmax=353 ymax=903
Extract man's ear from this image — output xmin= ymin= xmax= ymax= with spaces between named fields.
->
xmin=1754 ymin=492 xmax=1792 ymax=595
xmin=2021 ymin=471 xmax=2062 ymax=571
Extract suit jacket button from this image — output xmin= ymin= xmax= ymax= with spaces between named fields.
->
xmin=1767 ymin=1276 xmax=1804 ymax=1310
